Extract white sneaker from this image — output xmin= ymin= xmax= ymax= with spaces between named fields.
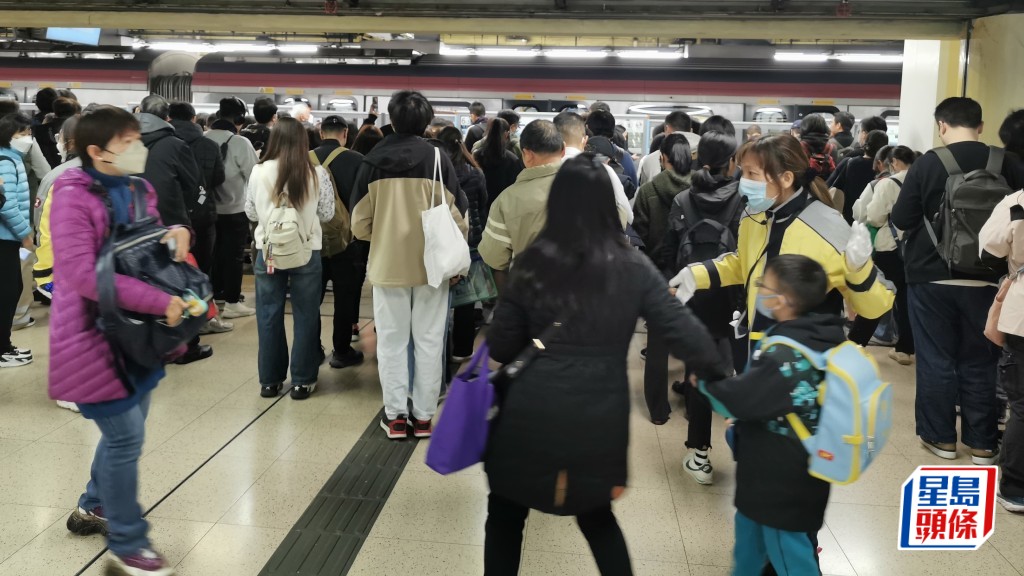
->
xmin=0 ymin=347 xmax=31 ymax=368
xmin=684 ymin=450 xmax=714 ymax=485
xmin=56 ymin=400 xmax=80 ymax=413
xmin=888 ymin=349 xmax=914 ymax=366
xmin=221 ymin=301 xmax=256 ymax=319
xmin=199 ymin=317 xmax=234 ymax=334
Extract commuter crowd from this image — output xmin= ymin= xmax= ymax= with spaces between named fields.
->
xmin=1 ymin=87 xmax=1023 ymax=576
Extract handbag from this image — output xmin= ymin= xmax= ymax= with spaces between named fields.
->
xmin=94 ymin=178 xmax=212 ymax=372
xmin=985 ymin=269 xmax=1021 ymax=347
xmin=422 ymin=147 xmax=471 ymax=288
xmin=426 ymin=343 xmax=495 ymax=475
xmin=450 ymin=249 xmax=498 ymax=308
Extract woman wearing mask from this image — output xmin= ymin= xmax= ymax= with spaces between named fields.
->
xmin=34 ymin=115 xmax=82 ymax=304
xmin=670 ymin=135 xmax=894 ymax=357
xmin=436 ymin=126 xmax=488 ymax=361
xmin=862 ymin=145 xmax=918 ymax=364
xmin=633 ymin=132 xmax=693 ymax=424
xmin=49 ymin=105 xmax=190 ymax=575
xmin=484 ymin=155 xmax=726 ymax=576
xmin=246 ymin=117 xmax=335 ymax=400
xmin=474 ymin=118 xmax=523 ymax=210
xmin=0 ymin=113 xmax=35 ymax=368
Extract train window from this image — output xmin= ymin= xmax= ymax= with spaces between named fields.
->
xmin=754 ymin=108 xmax=787 ymax=123
xmin=327 ymin=97 xmax=358 ymax=112
xmin=628 ymin=104 xmax=713 ymax=117
xmin=429 ymin=100 xmax=471 ymax=114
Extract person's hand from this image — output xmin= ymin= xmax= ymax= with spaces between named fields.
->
xmin=689 ymin=373 xmax=699 ymax=388
xmin=449 ymin=276 xmax=463 ymax=287
xmin=21 ymin=236 xmax=34 ymax=250
xmin=669 ymin=267 xmax=697 ymax=304
xmin=844 ymin=221 xmax=872 ymax=271
xmin=161 ymin=228 xmax=191 ymax=262
xmin=165 ymin=296 xmax=188 ymax=327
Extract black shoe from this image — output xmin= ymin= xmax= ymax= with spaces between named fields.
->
xmin=290 ymin=383 xmax=316 ymax=400
xmin=640 ymin=348 xmax=647 ymax=361
xmin=671 ymin=381 xmax=687 ymax=395
xmin=329 ymin=349 xmax=365 ymax=369
xmin=260 ymin=383 xmax=282 ymax=398
xmin=67 ymin=506 xmax=108 ymax=536
xmin=173 ymin=344 xmax=213 ymax=365
xmin=319 ymin=345 xmax=327 ymax=366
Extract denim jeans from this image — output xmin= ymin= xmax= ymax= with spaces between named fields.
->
xmin=254 ymin=250 xmax=323 ymax=387
xmin=907 ymin=283 xmax=1000 ymax=450
xmin=1000 ymin=335 xmax=1024 ymax=498
xmin=79 ymin=393 xmax=151 ymax=557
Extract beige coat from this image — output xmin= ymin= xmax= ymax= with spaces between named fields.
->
xmin=980 ymin=190 xmax=1024 ymax=337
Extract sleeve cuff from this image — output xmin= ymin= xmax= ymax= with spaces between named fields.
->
xmin=691 ymin=264 xmax=712 ymax=290
xmin=846 ymin=263 xmax=878 ymax=293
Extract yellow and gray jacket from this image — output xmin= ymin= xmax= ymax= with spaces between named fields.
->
xmin=33 ymin=157 xmax=83 ymax=285
xmin=350 ymin=133 xmax=468 ymax=288
xmin=688 ymin=189 xmax=894 ymax=344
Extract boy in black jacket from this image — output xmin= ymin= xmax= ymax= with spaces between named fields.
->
xmin=698 ymin=254 xmax=845 ymax=575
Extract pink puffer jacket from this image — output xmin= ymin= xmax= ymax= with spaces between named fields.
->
xmin=47 ymin=168 xmax=172 ymax=404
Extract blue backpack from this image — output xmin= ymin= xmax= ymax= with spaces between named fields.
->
xmin=760 ymin=335 xmax=893 ymax=485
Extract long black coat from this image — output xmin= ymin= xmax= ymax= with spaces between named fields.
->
xmin=485 ymin=249 xmax=727 ymax=515
xmin=455 ymin=163 xmax=487 ymax=248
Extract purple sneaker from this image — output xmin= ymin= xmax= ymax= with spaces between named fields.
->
xmin=109 ymin=548 xmax=175 ymax=576
xmin=67 ymin=506 xmax=108 ymax=536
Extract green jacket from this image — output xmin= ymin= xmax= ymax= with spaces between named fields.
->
xmin=632 ymin=169 xmax=691 ymax=255
xmin=478 ymin=162 xmax=560 ymax=271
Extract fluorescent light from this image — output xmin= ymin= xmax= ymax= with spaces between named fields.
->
xmin=276 ymin=44 xmax=320 ymax=54
xmin=135 ymin=41 xmax=276 ymax=54
xmin=544 ymin=49 xmax=607 ymax=59
xmin=616 ymin=50 xmax=684 ymax=60
xmin=834 ymin=53 xmax=903 ymax=63
xmin=439 ymin=44 xmax=475 ymax=56
xmin=213 ymin=43 xmax=274 ymax=53
xmin=475 ymin=48 xmax=538 ymax=58
xmin=774 ymin=52 xmax=829 ymax=62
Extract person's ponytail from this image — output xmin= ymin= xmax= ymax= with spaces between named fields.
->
xmin=691 ymin=130 xmax=736 ymax=191
xmin=476 ymin=118 xmax=509 ymax=168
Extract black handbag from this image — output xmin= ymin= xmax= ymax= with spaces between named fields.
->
xmin=489 ymin=319 xmax=564 ymax=400
xmin=93 ymin=178 xmax=212 ymax=374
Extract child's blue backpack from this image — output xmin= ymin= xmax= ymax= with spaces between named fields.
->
xmin=760 ymin=335 xmax=893 ymax=485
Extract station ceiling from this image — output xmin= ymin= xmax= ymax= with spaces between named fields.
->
xmin=1 ymin=1 xmax=1019 ymax=40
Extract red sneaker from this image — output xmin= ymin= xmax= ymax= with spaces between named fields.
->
xmin=409 ymin=417 xmax=433 ymax=439
xmin=380 ymin=416 xmax=408 ymax=440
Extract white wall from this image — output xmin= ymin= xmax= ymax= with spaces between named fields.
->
xmin=898 ymin=40 xmax=944 ymax=153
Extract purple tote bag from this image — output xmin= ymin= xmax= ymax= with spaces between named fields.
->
xmin=426 ymin=344 xmax=495 ymax=475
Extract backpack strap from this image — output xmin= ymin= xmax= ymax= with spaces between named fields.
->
xmin=986 ymin=146 xmax=1005 ymax=175
xmin=220 ymin=135 xmax=233 ymax=162
xmin=933 ymin=147 xmax=963 ymax=177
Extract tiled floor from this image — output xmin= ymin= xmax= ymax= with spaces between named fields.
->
xmin=2 ymin=283 xmax=1022 ymax=576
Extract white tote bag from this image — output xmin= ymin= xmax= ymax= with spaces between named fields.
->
xmin=422 ymin=148 xmax=471 ymax=288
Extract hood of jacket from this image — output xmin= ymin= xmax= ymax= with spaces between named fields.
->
xmin=362 ymin=133 xmax=435 ymax=173
xmin=138 ymin=113 xmax=175 ymax=146
xmin=769 ymin=313 xmax=847 ymax=353
xmin=649 ymin=169 xmax=691 ymax=206
xmin=691 ymin=179 xmax=740 ymax=215
xmin=170 ymin=119 xmax=204 ymax=144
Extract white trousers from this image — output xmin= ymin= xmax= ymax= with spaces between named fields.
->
xmin=373 ymin=284 xmax=450 ymax=420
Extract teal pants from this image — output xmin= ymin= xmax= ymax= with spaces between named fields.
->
xmin=733 ymin=511 xmax=820 ymax=576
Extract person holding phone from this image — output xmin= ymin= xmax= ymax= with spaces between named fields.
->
xmin=48 ymin=105 xmax=187 ymax=576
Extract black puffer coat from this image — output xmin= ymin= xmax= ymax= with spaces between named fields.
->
xmin=485 ymin=249 xmax=727 ymax=515
xmin=455 ymin=163 xmax=488 ymax=247
xmin=172 ymin=119 xmax=224 ymax=226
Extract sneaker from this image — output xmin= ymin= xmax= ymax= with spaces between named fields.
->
xmin=888 ymin=349 xmax=914 ymax=366
xmin=997 ymin=492 xmax=1024 ymax=513
xmin=0 ymin=348 xmax=31 ymax=368
xmin=970 ymin=447 xmax=999 ymax=465
xmin=921 ymin=439 xmax=958 ymax=460
xmin=329 ymin=349 xmax=364 ymax=369
xmin=351 ymin=324 xmax=361 ymax=343
xmin=11 ymin=317 xmax=36 ymax=331
xmin=7 ymin=346 xmax=31 ymax=360
xmin=684 ymin=450 xmax=714 ymax=485
xmin=408 ymin=417 xmax=433 ymax=438
xmin=108 ymin=548 xmax=175 ymax=576
xmin=36 ymin=283 xmax=53 ymax=305
xmin=172 ymin=344 xmax=213 ymax=365
xmin=290 ymin=383 xmax=316 ymax=400
xmin=67 ymin=506 xmax=108 ymax=536
xmin=381 ymin=415 xmax=409 ymax=440
xmin=221 ymin=301 xmax=256 ymax=319
xmin=260 ymin=383 xmax=282 ymax=398
xmin=198 ymin=317 xmax=234 ymax=335
xmin=56 ymin=400 xmax=80 ymax=413
xmin=451 ymin=354 xmax=472 ymax=363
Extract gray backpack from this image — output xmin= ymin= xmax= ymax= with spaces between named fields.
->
xmin=923 ymin=146 xmax=1012 ymax=276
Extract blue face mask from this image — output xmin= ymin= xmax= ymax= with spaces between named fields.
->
xmin=755 ymin=292 xmax=783 ymax=319
xmin=739 ymin=177 xmax=777 ymax=214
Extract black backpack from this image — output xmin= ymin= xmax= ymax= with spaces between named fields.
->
xmin=183 ymin=138 xmax=217 ymax=224
xmin=675 ymin=191 xmax=744 ymax=270
xmin=924 ymin=146 xmax=1012 ymax=276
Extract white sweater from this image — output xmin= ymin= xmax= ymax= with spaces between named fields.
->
xmin=245 ymin=160 xmax=335 ymax=252
xmin=861 ymin=169 xmax=909 ymax=253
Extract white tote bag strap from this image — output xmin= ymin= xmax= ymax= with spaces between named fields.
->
xmin=431 ymin=147 xmax=449 ymax=208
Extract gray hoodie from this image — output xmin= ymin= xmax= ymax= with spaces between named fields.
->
xmin=205 ymin=128 xmax=259 ymax=215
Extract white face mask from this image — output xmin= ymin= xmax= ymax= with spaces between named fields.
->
xmin=102 ymin=140 xmax=149 ymax=175
xmin=57 ymin=138 xmax=67 ymax=162
xmin=12 ymin=134 xmax=33 ymax=155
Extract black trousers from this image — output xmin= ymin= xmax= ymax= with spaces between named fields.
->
xmin=484 ymin=493 xmax=633 ymax=576
xmin=320 ymin=254 xmax=366 ymax=354
xmin=191 ymin=217 xmax=217 ymax=277
xmin=213 ymin=212 xmax=249 ymax=304
xmin=846 ymin=251 xmax=914 ymax=352
xmin=0 ymin=240 xmax=22 ymax=349
xmin=451 ymin=303 xmax=477 ymax=358
xmin=643 ymin=330 xmax=671 ymax=423
xmin=1000 ymin=334 xmax=1024 ymax=498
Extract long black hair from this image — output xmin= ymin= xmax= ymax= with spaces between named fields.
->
xmin=508 ymin=154 xmax=628 ymax=317
xmin=476 ymin=117 xmax=511 ymax=168
xmin=691 ymin=130 xmax=737 ymax=190
xmin=437 ymin=126 xmax=481 ymax=171
xmin=659 ymin=133 xmax=692 ymax=175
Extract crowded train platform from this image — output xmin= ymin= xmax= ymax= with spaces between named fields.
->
xmin=1 ymin=2 xmax=1024 ymax=575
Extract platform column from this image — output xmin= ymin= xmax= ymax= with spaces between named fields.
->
xmin=898 ymin=39 xmax=964 ymax=153
xmin=964 ymin=13 xmax=1024 ymax=147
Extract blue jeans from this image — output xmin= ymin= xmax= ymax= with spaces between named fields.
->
xmin=254 ymin=250 xmax=323 ymax=387
xmin=79 ymin=393 xmax=151 ymax=557
xmin=733 ymin=511 xmax=819 ymax=576
xmin=907 ymin=283 xmax=1000 ymax=450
